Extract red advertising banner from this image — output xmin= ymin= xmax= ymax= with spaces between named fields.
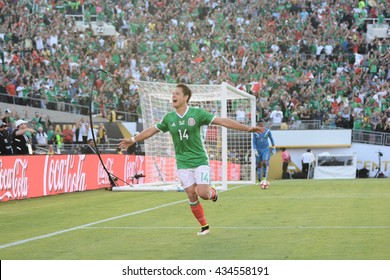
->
xmin=0 ymin=154 xmax=146 ymax=202
xmin=0 ymin=155 xmax=241 ymax=202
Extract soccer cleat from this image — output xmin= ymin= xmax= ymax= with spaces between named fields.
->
xmin=197 ymin=225 xmax=210 ymax=235
xmin=211 ymin=187 xmax=218 ymax=202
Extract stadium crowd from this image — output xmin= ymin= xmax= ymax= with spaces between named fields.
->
xmin=0 ymin=0 xmax=390 ymax=151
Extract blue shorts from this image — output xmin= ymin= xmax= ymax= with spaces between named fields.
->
xmin=255 ymin=148 xmax=270 ymax=164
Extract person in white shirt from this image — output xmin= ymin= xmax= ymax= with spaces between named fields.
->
xmin=301 ymin=149 xmax=315 ymax=176
xmin=211 ymin=47 xmax=221 ymax=60
xmin=35 ymin=126 xmax=48 ymax=146
xmin=269 ymin=106 xmax=283 ymax=127
xmin=235 ymin=105 xmax=247 ymax=124
xmin=16 ymin=84 xmax=25 ymax=105
xmin=35 ymin=36 xmax=44 ymax=51
xmin=72 ymin=120 xmax=84 ymax=144
xmin=78 ymin=118 xmax=88 ymax=144
xmin=87 ymin=124 xmax=98 ymax=142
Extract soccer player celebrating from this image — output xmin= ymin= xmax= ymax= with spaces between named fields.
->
xmin=253 ymin=119 xmax=276 ymax=184
xmin=119 ymin=83 xmax=263 ymax=235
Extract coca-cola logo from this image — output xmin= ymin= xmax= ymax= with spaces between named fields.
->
xmin=124 ymin=155 xmax=145 ymax=184
xmin=97 ymin=157 xmax=116 ymax=186
xmin=0 ymin=159 xmax=29 ymax=201
xmin=153 ymin=157 xmax=167 ymax=182
xmin=43 ymin=155 xmax=87 ymax=195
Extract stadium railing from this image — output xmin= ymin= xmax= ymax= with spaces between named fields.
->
xmin=64 ymin=14 xmax=98 ymax=22
xmin=34 ymin=139 xmax=123 ymax=155
xmin=0 ymin=93 xmax=138 ymax=122
xmin=364 ymin=17 xmax=390 ymax=25
xmin=352 ymin=130 xmax=390 ymax=146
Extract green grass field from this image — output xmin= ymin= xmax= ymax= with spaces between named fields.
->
xmin=1 ymin=179 xmax=390 ymax=260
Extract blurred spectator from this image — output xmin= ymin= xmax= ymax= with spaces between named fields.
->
xmin=2 ymin=108 xmax=13 ymax=126
xmin=98 ymin=123 xmax=108 ymax=144
xmin=78 ymin=118 xmax=89 ymax=144
xmin=235 ymin=105 xmax=247 ymax=124
xmin=47 ymin=144 xmax=56 ymax=155
xmin=281 ymin=148 xmax=291 ymax=179
xmin=12 ymin=119 xmax=35 ymax=155
xmin=107 ymin=107 xmax=116 ymax=122
xmin=54 ymin=126 xmax=63 ymax=152
xmin=47 ymin=125 xmax=56 ymax=145
xmin=116 ymin=147 xmax=123 ymax=154
xmin=81 ymin=138 xmax=97 ymax=154
xmin=72 ymin=121 xmax=83 ymax=144
xmin=269 ymin=106 xmax=283 ymax=128
xmin=35 ymin=126 xmax=48 ymax=147
xmin=62 ymin=124 xmax=74 ymax=145
xmin=0 ymin=121 xmax=13 ymax=155
xmin=87 ymin=123 xmax=98 ymax=141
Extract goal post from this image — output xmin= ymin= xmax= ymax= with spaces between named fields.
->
xmin=112 ymin=81 xmax=256 ymax=192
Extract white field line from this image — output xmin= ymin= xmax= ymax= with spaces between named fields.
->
xmin=84 ymin=226 xmax=390 ymax=230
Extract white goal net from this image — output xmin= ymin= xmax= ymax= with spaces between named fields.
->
xmin=113 ymin=81 xmax=256 ymax=192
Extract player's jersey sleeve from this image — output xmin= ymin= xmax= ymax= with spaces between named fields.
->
xmin=198 ymin=108 xmax=215 ymax=126
xmin=155 ymin=113 xmax=171 ymax=133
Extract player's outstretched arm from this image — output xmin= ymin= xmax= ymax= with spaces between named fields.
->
xmin=118 ymin=127 xmax=160 ymax=149
xmin=212 ymin=117 xmax=264 ymax=133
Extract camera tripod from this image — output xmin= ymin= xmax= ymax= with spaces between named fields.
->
xmin=374 ymin=151 xmax=384 ymax=178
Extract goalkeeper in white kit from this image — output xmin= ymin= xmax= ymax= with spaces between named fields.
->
xmin=253 ymin=119 xmax=276 ymax=184
xmin=119 ymin=83 xmax=263 ymax=235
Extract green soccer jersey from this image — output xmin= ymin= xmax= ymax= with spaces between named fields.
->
xmin=156 ymin=107 xmax=215 ymax=169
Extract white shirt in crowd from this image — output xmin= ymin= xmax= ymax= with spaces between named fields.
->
xmin=324 ymin=44 xmax=334 ymax=55
xmin=35 ymin=129 xmax=48 ymax=146
xmin=270 ymin=107 xmax=283 ymax=124
xmin=236 ymin=107 xmax=246 ymax=123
